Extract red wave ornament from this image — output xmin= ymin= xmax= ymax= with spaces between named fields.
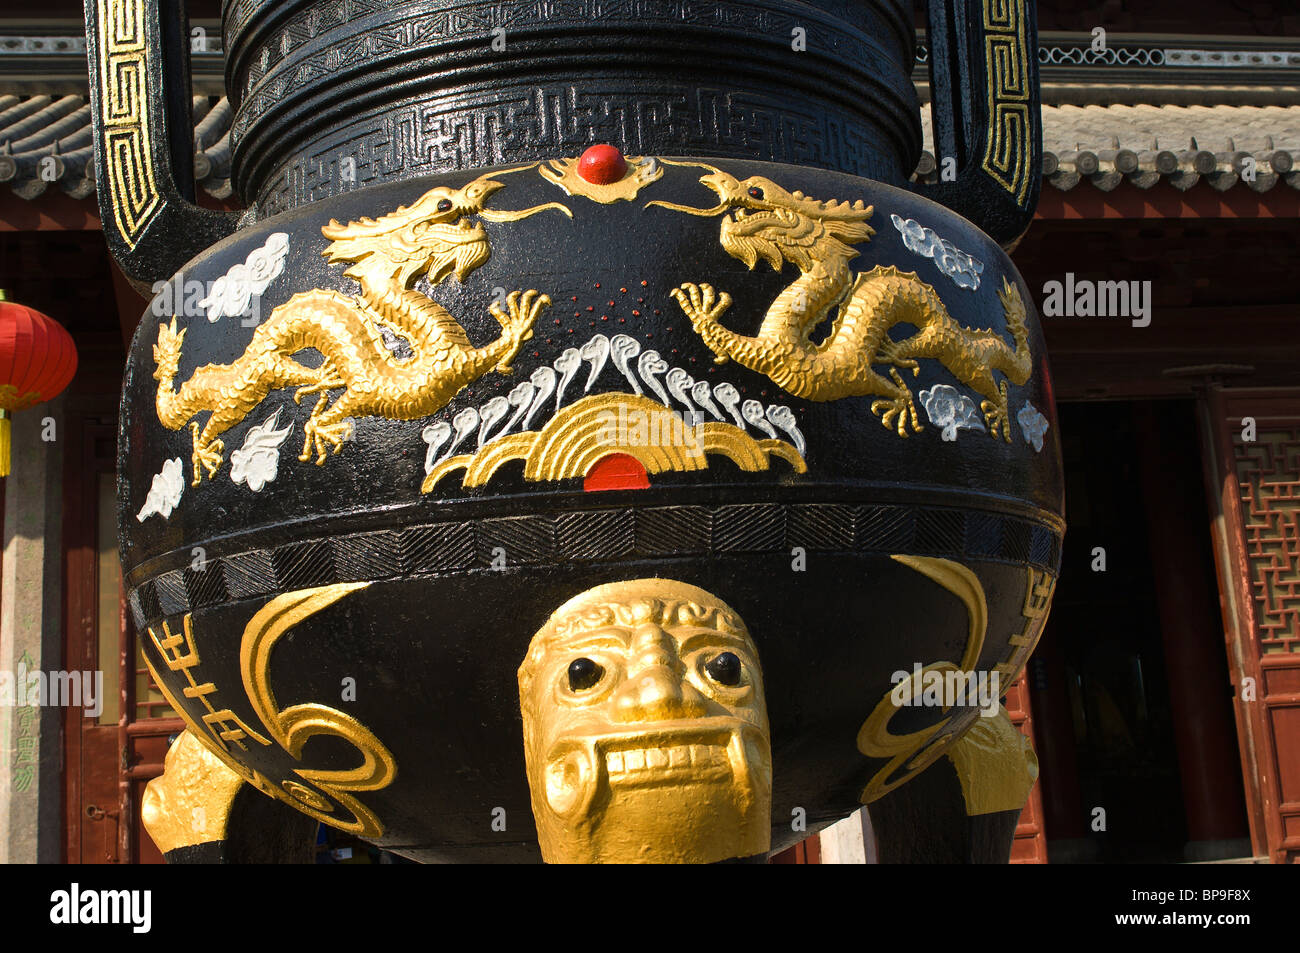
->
xmin=0 ymin=292 xmax=78 ymax=476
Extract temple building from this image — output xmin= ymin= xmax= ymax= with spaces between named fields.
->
xmin=0 ymin=1 xmax=1296 ymax=864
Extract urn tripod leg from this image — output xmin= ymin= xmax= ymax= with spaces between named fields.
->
xmin=866 ymin=706 xmax=1038 ymax=864
xmin=142 ymin=730 xmax=318 ymax=864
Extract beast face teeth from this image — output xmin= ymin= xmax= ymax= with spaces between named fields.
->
xmin=603 ymin=742 xmax=731 ymax=782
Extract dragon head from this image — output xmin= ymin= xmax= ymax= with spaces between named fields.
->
xmin=320 ymin=167 xmax=571 ymax=293
xmin=649 ymin=163 xmax=874 ymax=272
xmin=152 ymin=317 xmax=185 ymax=381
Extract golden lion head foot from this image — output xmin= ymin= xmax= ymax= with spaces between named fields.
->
xmin=519 ymin=578 xmax=772 ymax=864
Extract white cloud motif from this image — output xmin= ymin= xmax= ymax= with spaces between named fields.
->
xmin=199 ymin=232 xmax=290 ymax=322
xmin=230 ymin=408 xmax=294 ymax=492
xmin=891 ymin=214 xmax=984 ymax=290
xmin=1018 ymin=402 xmax=1050 ymax=452
xmin=137 ymin=458 xmax=185 ymax=522
xmin=920 ymin=384 xmax=986 ymax=442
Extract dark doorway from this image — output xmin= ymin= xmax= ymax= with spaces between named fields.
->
xmin=1029 ymin=400 xmax=1249 ymax=863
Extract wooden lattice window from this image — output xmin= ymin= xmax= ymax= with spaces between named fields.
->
xmin=1232 ymin=425 xmax=1300 ymax=657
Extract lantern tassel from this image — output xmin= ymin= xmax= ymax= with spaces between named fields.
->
xmin=0 ymin=411 xmax=9 ymax=478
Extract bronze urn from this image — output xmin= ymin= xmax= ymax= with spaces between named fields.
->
xmin=88 ymin=0 xmax=1062 ymax=863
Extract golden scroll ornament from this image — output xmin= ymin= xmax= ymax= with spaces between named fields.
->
xmin=141 ymin=582 xmax=396 ymax=838
xmin=856 ymin=556 xmax=989 ymax=804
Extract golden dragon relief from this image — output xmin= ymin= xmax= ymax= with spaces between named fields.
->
xmin=651 ymin=163 xmax=1032 ymax=440
xmin=152 ymin=167 xmax=570 ymax=485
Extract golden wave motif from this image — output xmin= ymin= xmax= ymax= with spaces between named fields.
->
xmin=422 ymin=392 xmax=806 ymax=492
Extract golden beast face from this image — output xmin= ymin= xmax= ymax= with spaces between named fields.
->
xmin=518 ymin=578 xmax=771 ymax=864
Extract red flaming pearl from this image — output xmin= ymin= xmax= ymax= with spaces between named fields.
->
xmin=578 ymin=144 xmax=627 ymax=184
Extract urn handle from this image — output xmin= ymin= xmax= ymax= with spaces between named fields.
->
xmin=84 ymin=0 xmax=240 ymax=292
xmin=913 ymin=0 xmax=1042 ymax=247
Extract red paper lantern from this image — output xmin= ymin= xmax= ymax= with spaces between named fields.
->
xmin=0 ymin=292 xmax=78 ymax=476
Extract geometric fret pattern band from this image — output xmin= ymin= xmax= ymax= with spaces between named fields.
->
xmin=129 ymin=500 xmax=1064 ymax=627
xmin=98 ymin=0 xmax=162 ymax=249
xmin=980 ymin=0 xmax=1033 ymax=206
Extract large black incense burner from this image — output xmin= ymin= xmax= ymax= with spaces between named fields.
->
xmin=89 ymin=0 xmax=1062 ymax=863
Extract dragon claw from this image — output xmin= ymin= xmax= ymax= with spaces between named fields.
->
xmin=977 ymin=381 xmax=1013 ymax=442
xmin=672 ymin=282 xmax=732 ymax=326
xmin=981 ymin=394 xmax=1013 ymax=442
xmin=188 ymin=423 xmax=224 ymax=485
xmin=493 ymin=288 xmax=550 ymax=374
xmin=874 ymin=340 xmax=922 ymax=377
xmin=300 ymin=418 xmax=353 ymax=465
xmin=293 ymin=373 xmax=343 ymax=404
xmin=869 ymin=368 xmax=922 ymax=437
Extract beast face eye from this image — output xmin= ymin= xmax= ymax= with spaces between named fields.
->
xmin=704 ymin=651 xmax=742 ymax=686
xmin=747 ymin=186 xmax=764 ymax=201
xmin=567 ymin=657 xmax=605 ymax=692
xmin=436 ymin=198 xmax=453 ymax=213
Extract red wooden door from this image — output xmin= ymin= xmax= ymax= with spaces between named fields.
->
xmin=63 ymin=411 xmax=176 ymax=864
xmin=63 ymin=414 xmax=123 ymax=862
xmin=1202 ymin=386 xmax=1300 ymax=863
